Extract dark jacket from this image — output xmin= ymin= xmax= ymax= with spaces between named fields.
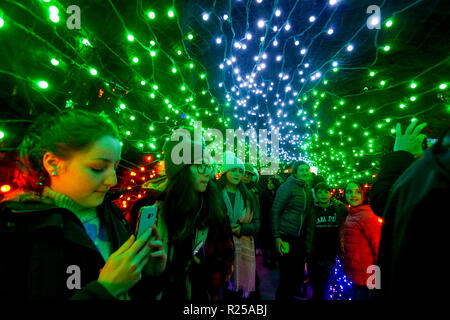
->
xmin=370 ymin=151 xmax=416 ymax=217
xmin=155 ymin=197 xmax=235 ymax=301
xmin=343 ymin=204 xmax=382 ymax=286
xmin=259 ymin=188 xmax=277 ymax=238
xmin=304 ymin=199 xmax=348 ymax=262
xmin=0 ymin=198 xmax=159 ymax=300
xmin=377 ymin=141 xmax=450 ymax=300
xmin=270 ymin=176 xmax=312 ymax=239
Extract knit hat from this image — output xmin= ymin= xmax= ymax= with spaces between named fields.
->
xmin=163 ymin=130 xmax=206 ymax=180
xmin=221 ymin=151 xmax=245 ymax=174
xmin=244 ymin=164 xmax=259 ymax=183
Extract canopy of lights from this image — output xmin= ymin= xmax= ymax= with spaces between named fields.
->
xmin=0 ymin=0 xmax=448 ymax=200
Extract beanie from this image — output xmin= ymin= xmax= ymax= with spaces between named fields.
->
xmin=163 ymin=131 xmax=205 ymax=180
xmin=244 ymin=164 xmax=259 ymax=183
xmin=221 ymin=151 xmax=245 ymax=174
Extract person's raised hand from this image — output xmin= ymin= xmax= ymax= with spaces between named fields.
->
xmin=393 ymin=120 xmax=427 ymax=157
xmin=98 ymin=228 xmax=153 ymax=298
xmin=275 ymin=237 xmax=286 ymax=256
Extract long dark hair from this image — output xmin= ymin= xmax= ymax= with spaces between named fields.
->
xmin=217 ymin=172 xmax=258 ymax=212
xmin=162 ymin=166 xmax=226 ymax=242
xmin=16 ymin=109 xmax=120 ymax=193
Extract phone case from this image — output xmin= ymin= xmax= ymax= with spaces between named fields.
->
xmin=135 ymin=206 xmax=157 ymax=239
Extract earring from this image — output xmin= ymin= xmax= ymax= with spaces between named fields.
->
xmin=51 ymin=171 xmax=58 ymax=176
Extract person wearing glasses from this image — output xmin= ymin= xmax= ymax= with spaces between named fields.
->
xmin=139 ymin=132 xmax=234 ymax=300
xmin=217 ymin=151 xmax=260 ymax=300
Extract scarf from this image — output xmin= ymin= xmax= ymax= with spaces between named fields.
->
xmin=222 ymin=189 xmax=256 ymax=297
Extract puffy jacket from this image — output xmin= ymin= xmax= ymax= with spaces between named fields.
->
xmin=343 ymin=204 xmax=382 ymax=286
xmin=270 ymin=176 xmax=312 ymax=239
xmin=0 ymin=197 xmax=160 ymax=300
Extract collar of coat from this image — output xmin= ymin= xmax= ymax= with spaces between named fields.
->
xmin=287 ymin=175 xmax=307 ymax=187
xmin=348 ymin=204 xmax=372 ymax=215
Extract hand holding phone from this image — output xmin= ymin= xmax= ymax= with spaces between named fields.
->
xmin=135 ymin=206 xmax=158 ymax=240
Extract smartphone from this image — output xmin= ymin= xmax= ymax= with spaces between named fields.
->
xmin=422 ymin=137 xmax=438 ymax=150
xmin=135 ymin=206 xmax=158 ymax=240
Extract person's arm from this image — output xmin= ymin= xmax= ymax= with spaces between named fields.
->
xmin=370 ymin=152 xmax=415 ymax=217
xmin=370 ymin=121 xmax=427 ymax=217
xmin=270 ymin=182 xmax=291 ymax=239
xmin=360 ymin=214 xmax=383 ymax=261
xmin=303 ymin=206 xmax=316 ymax=260
xmin=239 ymin=199 xmax=261 ymax=237
xmin=70 ymin=281 xmax=117 ymax=300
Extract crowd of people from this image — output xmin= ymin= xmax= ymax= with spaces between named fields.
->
xmin=0 ymin=109 xmax=447 ymax=301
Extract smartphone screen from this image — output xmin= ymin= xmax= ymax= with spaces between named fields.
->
xmin=135 ymin=206 xmax=157 ymax=239
xmin=422 ymin=138 xmax=438 ymax=150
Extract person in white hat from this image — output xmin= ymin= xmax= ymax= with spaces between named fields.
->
xmin=217 ymin=151 xmax=260 ymax=299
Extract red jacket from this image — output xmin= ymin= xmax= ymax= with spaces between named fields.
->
xmin=343 ymin=204 xmax=382 ymax=286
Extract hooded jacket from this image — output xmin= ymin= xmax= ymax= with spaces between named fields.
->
xmin=270 ymin=176 xmax=312 ymax=239
xmin=0 ymin=194 xmax=160 ymax=300
xmin=343 ymin=204 xmax=382 ymax=286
